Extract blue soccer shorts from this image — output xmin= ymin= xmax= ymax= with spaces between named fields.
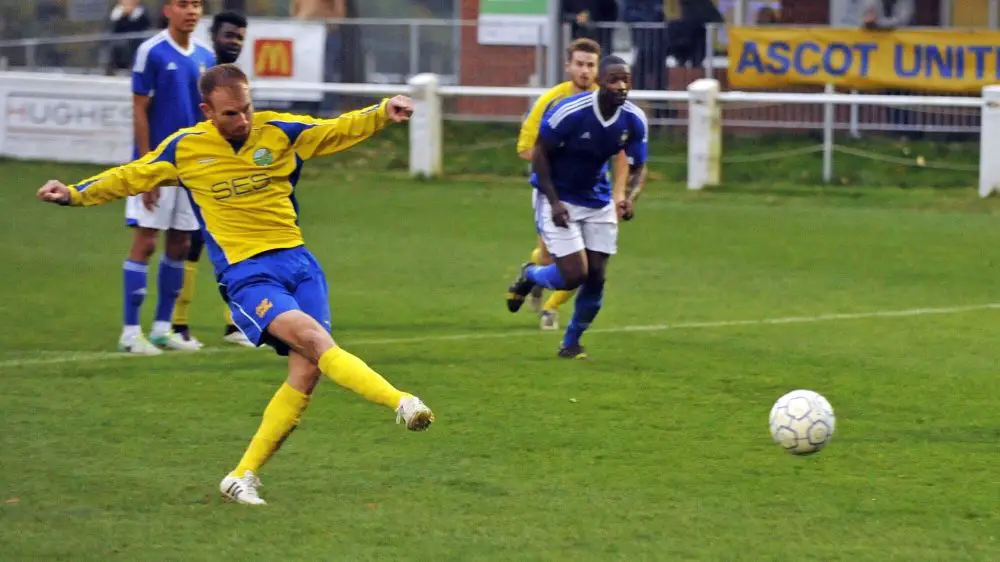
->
xmin=217 ymin=245 xmax=331 ymax=356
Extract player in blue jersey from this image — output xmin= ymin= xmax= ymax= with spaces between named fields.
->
xmin=37 ymin=64 xmax=434 ymax=505
xmin=120 ymin=0 xmax=215 ymax=355
xmin=505 ymin=55 xmax=649 ymax=359
xmin=171 ymin=10 xmax=253 ymax=349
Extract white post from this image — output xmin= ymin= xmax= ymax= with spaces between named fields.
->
xmin=687 ymin=78 xmax=722 ymax=190
xmin=849 ymin=89 xmax=860 ymax=139
xmin=546 ymin=0 xmax=560 ymax=86
xmin=979 ymin=85 xmax=1000 ymax=197
xmin=407 ymin=73 xmax=442 ymax=178
xmin=823 ymin=83 xmax=834 ymax=184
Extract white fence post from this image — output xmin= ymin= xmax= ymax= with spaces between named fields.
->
xmin=979 ymin=85 xmax=1000 ymax=197
xmin=822 ymin=83 xmax=835 ymax=183
xmin=687 ymin=78 xmax=722 ymax=190
xmin=407 ymin=72 xmax=442 ymax=178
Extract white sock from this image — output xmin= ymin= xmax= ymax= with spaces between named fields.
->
xmin=150 ymin=321 xmax=172 ymax=337
xmin=121 ymin=325 xmax=141 ymax=341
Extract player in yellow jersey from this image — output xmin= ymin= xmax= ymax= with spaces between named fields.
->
xmin=513 ymin=37 xmax=628 ymax=331
xmin=36 ymin=64 xmax=433 ymax=506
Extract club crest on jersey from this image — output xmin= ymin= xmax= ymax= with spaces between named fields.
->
xmin=621 ymin=131 xmax=629 ymax=143
xmin=252 ymin=148 xmax=274 ymax=166
xmin=256 ymin=298 xmax=273 ymax=318
xmin=199 ymin=64 xmax=207 ymax=75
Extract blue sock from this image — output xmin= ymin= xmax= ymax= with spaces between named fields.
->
xmin=155 ymin=257 xmax=185 ymax=324
xmin=123 ymin=260 xmax=148 ymax=327
xmin=562 ymin=281 xmax=604 ymax=349
xmin=526 ymin=264 xmax=567 ymax=290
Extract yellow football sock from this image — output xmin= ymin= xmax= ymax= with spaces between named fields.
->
xmin=318 ymin=346 xmax=405 ymax=409
xmin=172 ymin=261 xmax=198 ymax=326
xmin=529 ymin=247 xmax=544 ymax=265
xmin=231 ymin=382 xmax=310 ymax=477
xmin=224 ymin=306 xmax=234 ymax=327
xmin=544 ymin=289 xmax=576 ymax=312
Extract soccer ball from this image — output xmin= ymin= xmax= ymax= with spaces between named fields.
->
xmin=768 ymin=389 xmax=836 ymax=455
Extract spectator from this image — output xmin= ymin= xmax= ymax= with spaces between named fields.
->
xmin=107 ymin=0 xmax=152 ymax=76
xmin=842 ymin=0 xmax=914 ymax=29
xmin=291 ymin=0 xmax=346 ymax=114
xmin=562 ymin=0 xmax=618 ymax=56
xmin=666 ymin=0 xmax=723 ymax=68
xmin=622 ymin=0 xmax=666 ymax=92
xmin=845 ymin=0 xmax=917 ymax=138
xmin=755 ymin=6 xmax=782 ymax=24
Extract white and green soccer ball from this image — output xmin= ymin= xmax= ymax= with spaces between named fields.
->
xmin=769 ymin=389 xmax=836 ymax=455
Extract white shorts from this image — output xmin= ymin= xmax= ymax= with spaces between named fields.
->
xmin=125 ymin=186 xmax=199 ymax=231
xmin=532 ymin=189 xmax=618 ymax=258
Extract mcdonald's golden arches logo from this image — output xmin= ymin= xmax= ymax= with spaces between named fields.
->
xmin=254 ymin=39 xmax=293 ymax=78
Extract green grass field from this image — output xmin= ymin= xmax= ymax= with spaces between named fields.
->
xmin=2 ymin=126 xmax=999 ymax=560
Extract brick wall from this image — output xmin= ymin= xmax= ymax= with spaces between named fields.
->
xmin=457 ymin=0 xmax=538 ymax=116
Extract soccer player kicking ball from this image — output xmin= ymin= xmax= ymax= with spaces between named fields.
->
xmin=513 ymin=38 xmax=628 ymax=331
xmin=505 ymin=56 xmax=648 ymax=359
xmin=37 ymin=64 xmax=434 ymax=505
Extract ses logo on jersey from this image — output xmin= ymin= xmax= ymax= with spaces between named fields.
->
xmin=254 ymin=39 xmax=294 ymax=78
xmin=211 ymin=173 xmax=272 ymax=200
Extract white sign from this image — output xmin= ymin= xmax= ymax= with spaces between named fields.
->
xmin=194 ymin=17 xmax=327 ymax=102
xmin=0 ymin=74 xmax=133 ymax=164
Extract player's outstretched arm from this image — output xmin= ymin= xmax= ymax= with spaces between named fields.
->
xmin=277 ymin=95 xmax=413 ymax=160
xmin=36 ymin=133 xmax=183 ymax=207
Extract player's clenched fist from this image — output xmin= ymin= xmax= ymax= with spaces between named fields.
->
xmin=37 ymin=180 xmax=70 ymax=205
xmin=387 ymin=95 xmax=414 ymax=122
xmin=550 ymin=200 xmax=570 ymax=228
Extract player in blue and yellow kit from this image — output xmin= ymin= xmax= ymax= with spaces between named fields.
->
xmin=37 ymin=64 xmax=434 ymax=506
xmin=505 ymin=56 xmax=649 ymax=359
xmin=122 ymin=0 xmax=215 ymax=355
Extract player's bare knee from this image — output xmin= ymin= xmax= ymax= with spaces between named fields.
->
xmin=296 ymin=326 xmax=335 ymax=364
xmin=560 ymin=263 xmax=587 ymax=289
xmin=164 ymin=231 xmax=191 ymax=261
xmin=129 ymin=229 xmax=157 ymax=261
xmin=586 ymin=265 xmax=606 ymax=287
xmin=564 ymin=272 xmax=586 ymax=290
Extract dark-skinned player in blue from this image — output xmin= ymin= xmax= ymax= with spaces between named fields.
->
xmin=505 ymin=55 xmax=649 ymax=359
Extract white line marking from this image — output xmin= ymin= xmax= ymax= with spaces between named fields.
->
xmin=1 ymin=303 xmax=997 ymax=370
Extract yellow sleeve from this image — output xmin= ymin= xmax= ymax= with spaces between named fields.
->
xmin=517 ymin=87 xmax=563 ymax=154
xmin=262 ymin=100 xmax=392 ymax=161
xmin=67 ymin=131 xmax=186 ymax=207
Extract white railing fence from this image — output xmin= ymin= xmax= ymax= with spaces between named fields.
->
xmin=0 ymin=71 xmax=993 ymax=196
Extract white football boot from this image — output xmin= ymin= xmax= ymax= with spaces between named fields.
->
xmin=223 ymin=330 xmax=256 ymax=348
xmin=396 ymin=395 xmax=434 ymax=431
xmin=539 ymin=310 xmax=559 ymax=331
xmin=220 ymin=470 xmax=267 ymax=505
xmin=117 ymin=333 xmax=163 ymax=356
xmin=149 ymin=331 xmax=201 ymax=352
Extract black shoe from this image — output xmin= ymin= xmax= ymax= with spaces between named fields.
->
xmin=505 ymin=262 xmax=536 ymax=313
xmin=558 ymin=343 xmax=588 ymax=359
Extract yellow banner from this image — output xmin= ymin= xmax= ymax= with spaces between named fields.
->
xmin=727 ymin=27 xmax=1000 ymax=93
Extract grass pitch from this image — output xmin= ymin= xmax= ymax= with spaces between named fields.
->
xmin=1 ymin=128 xmax=999 ymax=560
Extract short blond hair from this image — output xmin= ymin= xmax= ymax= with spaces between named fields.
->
xmin=566 ymin=38 xmax=601 ymax=61
xmin=198 ymin=63 xmax=249 ymax=101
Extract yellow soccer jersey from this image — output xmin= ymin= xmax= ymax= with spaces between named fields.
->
xmin=66 ymin=100 xmax=392 ymax=273
xmin=516 ymin=81 xmax=598 ymax=155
